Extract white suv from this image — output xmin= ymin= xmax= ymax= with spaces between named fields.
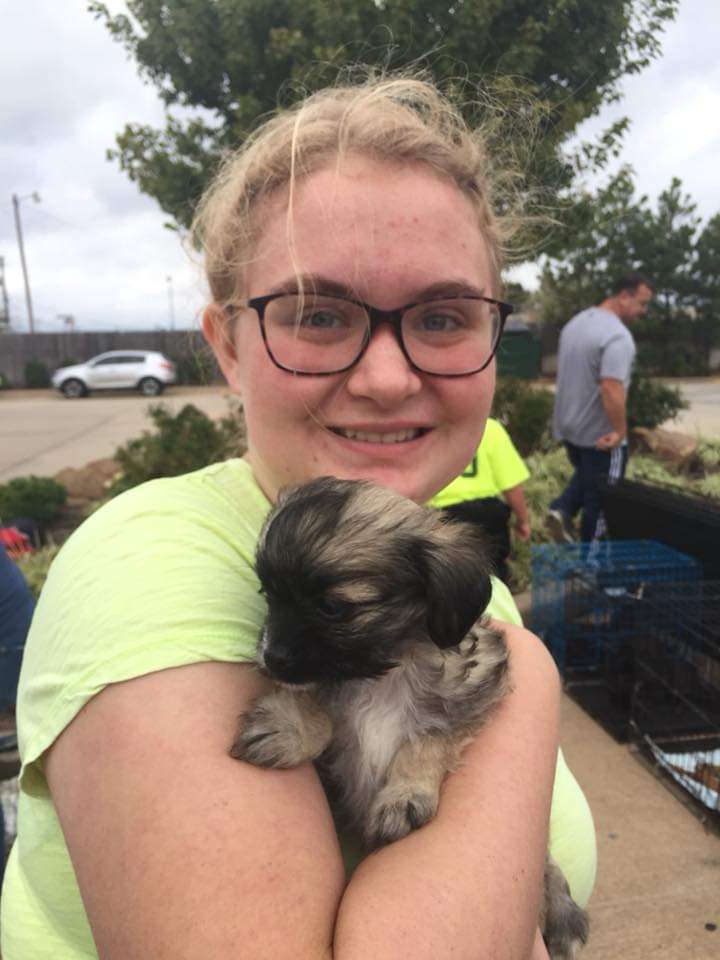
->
xmin=52 ymin=351 xmax=177 ymax=398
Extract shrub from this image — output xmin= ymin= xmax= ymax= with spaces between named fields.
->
xmin=109 ymin=402 xmax=246 ymax=496
xmin=16 ymin=544 xmax=61 ymax=598
xmin=627 ymin=374 xmax=688 ymax=430
xmin=171 ymin=348 xmax=218 ymax=385
xmin=492 ymin=379 xmax=555 ymax=456
xmin=697 ymin=439 xmax=720 ymax=473
xmin=24 ymin=359 xmax=51 ymax=388
xmin=0 ymin=476 xmax=67 ymax=525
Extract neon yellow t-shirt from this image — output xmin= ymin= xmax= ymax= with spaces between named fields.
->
xmin=430 ymin=418 xmax=530 ymax=508
xmin=1 ymin=460 xmax=595 ymax=958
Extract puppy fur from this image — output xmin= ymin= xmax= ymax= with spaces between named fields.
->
xmin=231 ymin=476 xmax=588 ymax=959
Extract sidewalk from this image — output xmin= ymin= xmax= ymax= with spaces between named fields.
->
xmin=560 ymin=695 xmax=719 ymax=959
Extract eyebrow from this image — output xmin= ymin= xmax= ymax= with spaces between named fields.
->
xmin=267 ymin=273 xmax=488 ymax=301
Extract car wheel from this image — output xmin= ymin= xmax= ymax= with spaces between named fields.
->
xmin=138 ymin=377 xmax=163 ymax=397
xmin=61 ymin=378 xmax=87 ymax=398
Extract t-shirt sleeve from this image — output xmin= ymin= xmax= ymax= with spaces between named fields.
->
xmin=17 ymin=472 xmax=266 ymax=773
xmin=600 ymin=331 xmax=636 ymax=383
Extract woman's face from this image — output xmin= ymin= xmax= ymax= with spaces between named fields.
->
xmin=205 ymin=157 xmax=496 ymax=504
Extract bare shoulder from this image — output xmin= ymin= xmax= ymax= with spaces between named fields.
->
xmin=46 ymin=661 xmax=343 ymax=960
xmin=487 ymin=619 xmax=561 ymax=697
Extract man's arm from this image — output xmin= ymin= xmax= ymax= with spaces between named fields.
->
xmin=597 ymin=377 xmax=627 ymax=449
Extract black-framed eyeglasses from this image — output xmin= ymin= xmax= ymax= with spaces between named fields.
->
xmin=235 ymin=291 xmax=513 ymax=377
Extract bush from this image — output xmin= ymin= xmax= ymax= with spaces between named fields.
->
xmin=109 ymin=402 xmax=246 ymax=496
xmin=24 ymin=359 xmax=51 ymax=388
xmin=492 ymin=379 xmax=555 ymax=456
xmin=627 ymin=374 xmax=688 ymax=430
xmin=0 ymin=476 xmax=67 ymax=525
xmin=16 ymin=544 xmax=61 ymax=598
xmin=171 ymin=348 xmax=218 ymax=385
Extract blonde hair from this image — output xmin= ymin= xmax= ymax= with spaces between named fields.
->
xmin=192 ymin=72 xmax=524 ymax=306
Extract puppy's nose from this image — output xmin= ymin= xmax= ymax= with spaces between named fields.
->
xmin=263 ymin=646 xmax=296 ymax=678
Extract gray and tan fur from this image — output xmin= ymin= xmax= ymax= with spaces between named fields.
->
xmin=231 ymin=477 xmax=588 ymax=959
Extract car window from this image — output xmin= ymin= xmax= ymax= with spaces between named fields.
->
xmin=113 ymin=355 xmax=147 ymax=364
xmin=92 ymin=357 xmax=118 ymax=366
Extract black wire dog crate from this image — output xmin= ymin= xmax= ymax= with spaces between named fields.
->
xmin=600 ymin=478 xmax=720 ymax=579
xmin=630 ymin=581 xmax=720 ymax=819
xmin=531 ymin=541 xmax=702 ymax=740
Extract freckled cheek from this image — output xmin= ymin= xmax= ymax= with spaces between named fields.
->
xmin=437 ymin=371 xmax=494 ymax=424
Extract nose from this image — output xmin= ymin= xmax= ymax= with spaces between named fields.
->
xmin=263 ymin=645 xmax=297 ymax=679
xmin=345 ymin=322 xmax=422 ymax=407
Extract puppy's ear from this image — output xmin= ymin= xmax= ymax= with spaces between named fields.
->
xmin=420 ymin=523 xmax=493 ymax=649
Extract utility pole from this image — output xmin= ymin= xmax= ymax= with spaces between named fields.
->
xmin=12 ymin=192 xmax=41 ymax=335
xmin=166 ymin=274 xmax=175 ymax=331
xmin=0 ymin=256 xmax=9 ymax=329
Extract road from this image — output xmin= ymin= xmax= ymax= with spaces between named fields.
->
xmin=0 ymin=386 xmax=237 ymax=482
xmin=665 ymin=378 xmax=720 ymax=437
xmin=0 ymin=379 xmax=718 ymax=482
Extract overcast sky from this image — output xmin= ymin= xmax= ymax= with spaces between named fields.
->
xmin=1 ymin=0 xmax=718 ymax=334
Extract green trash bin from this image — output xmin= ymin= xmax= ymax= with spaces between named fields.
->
xmin=496 ymin=328 xmax=541 ymax=379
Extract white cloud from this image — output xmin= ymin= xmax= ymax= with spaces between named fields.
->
xmin=1 ymin=0 xmax=718 ymax=326
xmin=569 ymin=0 xmax=720 ymax=219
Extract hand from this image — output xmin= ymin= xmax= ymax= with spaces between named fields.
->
xmin=514 ymin=518 xmax=532 ymax=541
xmin=595 ymin=431 xmax=623 ymax=450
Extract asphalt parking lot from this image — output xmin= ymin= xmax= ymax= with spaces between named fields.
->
xmin=0 ymin=386 xmax=238 ymax=482
xmin=0 ymin=379 xmax=717 ymax=483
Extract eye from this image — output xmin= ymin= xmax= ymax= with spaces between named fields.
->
xmin=409 ymin=302 xmax=472 ymax=336
xmin=314 ymin=595 xmax=344 ymax=618
xmin=419 ymin=311 xmax=461 ymax=332
xmin=300 ymin=308 xmax=345 ymax=329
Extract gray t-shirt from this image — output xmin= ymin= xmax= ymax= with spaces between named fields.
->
xmin=552 ymin=306 xmax=636 ymax=447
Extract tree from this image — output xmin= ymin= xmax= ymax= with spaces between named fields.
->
xmin=89 ymin=0 xmax=678 ymax=231
xmin=690 ymin=213 xmax=720 ymax=358
xmin=536 ymin=169 xmax=717 ymax=374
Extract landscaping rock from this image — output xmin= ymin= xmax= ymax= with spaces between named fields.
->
xmin=54 ymin=458 xmax=120 ymax=502
xmin=631 ymin=427 xmax=699 ymax=470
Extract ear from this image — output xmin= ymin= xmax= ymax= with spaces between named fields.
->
xmin=421 ymin=524 xmax=493 ymax=649
xmin=202 ymin=303 xmax=243 ymax=395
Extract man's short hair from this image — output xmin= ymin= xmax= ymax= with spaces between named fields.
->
xmin=610 ymin=272 xmax=652 ymax=296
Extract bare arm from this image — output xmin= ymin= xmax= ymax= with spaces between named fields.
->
xmin=597 ymin=377 xmax=627 ymax=449
xmin=503 ymin=484 xmax=531 ymax=540
xmin=336 ymin=625 xmax=560 ymax=960
xmin=46 ymin=662 xmax=344 ymax=960
xmin=47 ymin=628 xmax=560 ymax=960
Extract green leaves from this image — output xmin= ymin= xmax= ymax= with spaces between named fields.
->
xmin=109 ymin=402 xmax=246 ymax=495
xmin=537 ymin=168 xmax=719 ymax=374
xmin=90 ymin=0 xmax=679 ymax=232
xmin=0 ymin=477 xmax=68 ymax=526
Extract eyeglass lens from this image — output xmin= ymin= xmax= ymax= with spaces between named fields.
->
xmin=262 ymin=294 xmax=501 ymax=375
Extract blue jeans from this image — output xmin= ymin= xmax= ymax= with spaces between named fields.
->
xmin=551 ymin=442 xmax=628 ymax=541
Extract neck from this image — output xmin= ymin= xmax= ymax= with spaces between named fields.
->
xmin=598 ymin=297 xmax=623 ymax=321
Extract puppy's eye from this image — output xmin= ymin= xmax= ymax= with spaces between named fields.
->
xmin=314 ymin=596 xmax=346 ymax=618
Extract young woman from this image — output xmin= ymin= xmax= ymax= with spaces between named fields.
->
xmin=2 ymin=76 xmax=595 ymax=960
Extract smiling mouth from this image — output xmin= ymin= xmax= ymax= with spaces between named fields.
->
xmin=330 ymin=427 xmax=427 ymax=444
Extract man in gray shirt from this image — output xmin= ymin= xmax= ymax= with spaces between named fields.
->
xmin=547 ymin=273 xmax=653 ymax=542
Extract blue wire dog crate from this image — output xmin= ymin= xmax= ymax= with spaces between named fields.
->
xmin=531 ymin=541 xmax=702 ymax=741
xmin=531 ymin=540 xmax=701 ymax=676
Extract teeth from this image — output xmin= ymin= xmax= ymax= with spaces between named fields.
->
xmin=335 ymin=428 xmax=422 ymax=443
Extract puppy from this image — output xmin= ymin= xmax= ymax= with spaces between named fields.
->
xmin=231 ymin=476 xmax=588 ymax=959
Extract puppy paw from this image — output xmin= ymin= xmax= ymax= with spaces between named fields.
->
xmin=230 ymin=702 xmax=307 ymax=769
xmin=365 ymin=788 xmax=438 ymax=849
xmin=542 ymin=857 xmax=589 ymax=959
